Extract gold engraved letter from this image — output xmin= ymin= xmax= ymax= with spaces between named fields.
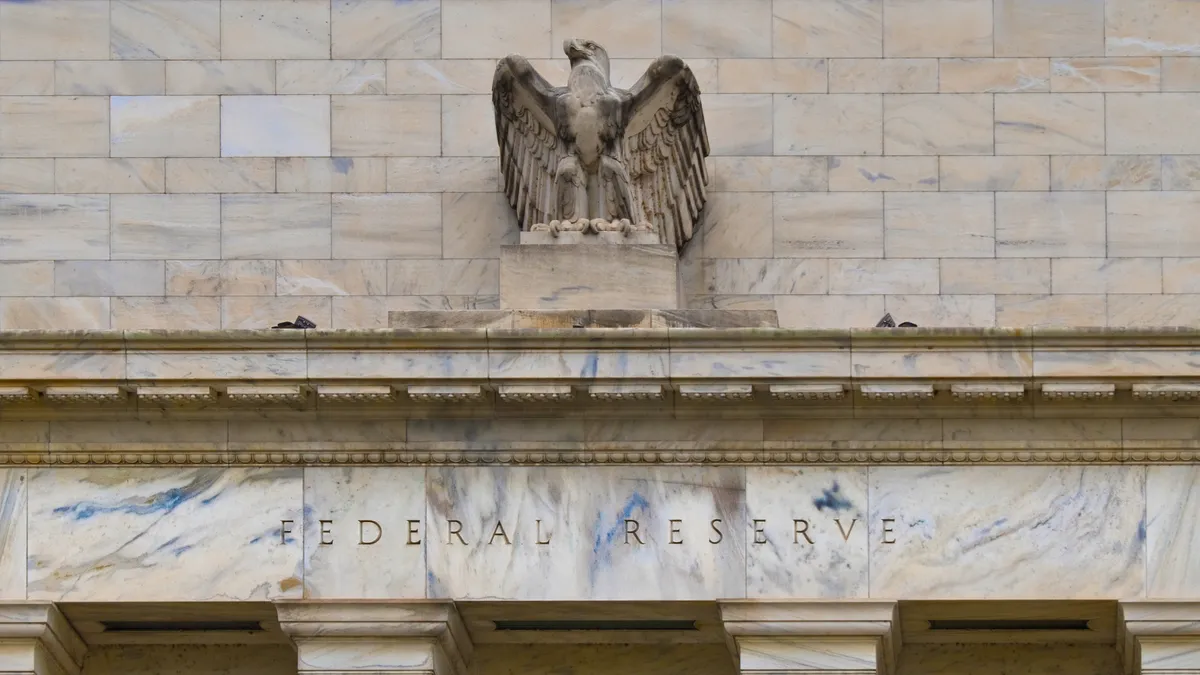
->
xmin=448 ymin=519 xmax=467 ymax=545
xmin=489 ymin=521 xmax=512 ymax=545
xmin=536 ymin=519 xmax=551 ymax=545
xmin=319 ymin=519 xmax=334 ymax=545
xmin=881 ymin=518 xmax=896 ymax=544
xmin=709 ymin=519 xmax=723 ymax=544
xmin=753 ymin=519 xmax=767 ymax=544
xmin=835 ymin=518 xmax=858 ymax=541
xmin=359 ymin=519 xmax=382 ymax=545
xmin=280 ymin=520 xmax=294 ymax=545
xmin=669 ymin=519 xmax=683 ymax=544
xmin=407 ymin=520 xmax=421 ymax=545
xmin=625 ymin=519 xmax=645 ymax=545
xmin=794 ymin=519 xmax=814 ymax=544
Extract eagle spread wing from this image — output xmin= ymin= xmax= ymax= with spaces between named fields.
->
xmin=623 ymin=56 xmax=710 ymax=250
xmin=493 ymin=55 xmax=566 ymax=231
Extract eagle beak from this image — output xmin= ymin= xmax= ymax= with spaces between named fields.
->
xmin=564 ymin=38 xmax=584 ymax=59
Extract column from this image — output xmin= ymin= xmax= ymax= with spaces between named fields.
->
xmin=277 ymin=602 xmax=472 ymax=675
xmin=0 ymin=604 xmax=86 ymax=675
xmin=720 ymin=601 xmax=899 ymax=675
xmin=1121 ymin=602 xmax=1200 ymax=675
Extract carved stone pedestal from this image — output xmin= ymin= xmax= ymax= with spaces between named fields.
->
xmin=499 ymin=244 xmax=679 ymax=310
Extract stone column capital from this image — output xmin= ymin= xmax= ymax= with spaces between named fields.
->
xmin=718 ymin=601 xmax=900 ymax=675
xmin=1119 ymin=601 xmax=1200 ymax=675
xmin=0 ymin=603 xmax=87 ymax=675
xmin=276 ymin=601 xmax=472 ymax=675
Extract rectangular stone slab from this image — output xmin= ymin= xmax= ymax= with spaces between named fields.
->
xmin=499 ymin=244 xmax=679 ymax=310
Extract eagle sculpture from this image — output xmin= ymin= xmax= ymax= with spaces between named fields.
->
xmin=493 ymin=39 xmax=710 ymax=251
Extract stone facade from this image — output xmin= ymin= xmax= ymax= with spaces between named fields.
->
xmin=2 ymin=0 xmax=1200 ymax=329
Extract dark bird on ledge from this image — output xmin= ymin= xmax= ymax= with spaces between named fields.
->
xmin=272 ymin=316 xmax=316 ymax=329
xmin=876 ymin=313 xmax=918 ymax=328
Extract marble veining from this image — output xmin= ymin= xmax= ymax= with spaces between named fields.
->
xmin=0 ymin=470 xmax=25 ymax=600
xmin=1147 ymin=466 xmax=1200 ymax=596
xmin=870 ymin=466 xmax=1145 ymax=598
xmin=28 ymin=468 xmax=302 ymax=601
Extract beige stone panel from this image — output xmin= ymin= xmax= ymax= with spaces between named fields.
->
xmin=703 ymin=94 xmax=773 ymax=155
xmin=332 ymin=193 xmax=441 ymax=258
xmin=884 ymin=93 xmax=992 ymax=155
xmin=0 ymin=195 xmax=109 ymax=260
xmin=828 ymin=156 xmax=937 ymax=191
xmin=166 ymin=60 xmax=275 ymax=95
xmin=829 ymin=259 xmax=939 ymax=294
xmin=994 ymin=0 xmax=1104 ymax=57
xmin=54 ymin=255 xmax=164 ymax=295
xmin=699 ymin=193 xmax=773 ymax=258
xmin=0 ymin=62 xmax=54 ymax=95
xmin=277 ymin=260 xmax=386 ymax=296
xmin=940 ymin=156 xmax=1050 ymax=191
xmin=500 ymin=244 xmax=678 ymax=310
xmin=1164 ymin=258 xmax=1200 ymax=292
xmin=942 ymin=258 xmax=1050 ymax=294
xmin=111 ymin=0 xmax=220 ymax=59
xmin=54 ymin=61 xmax=164 ymax=95
xmin=278 ymin=157 xmax=386 ymax=192
xmin=830 ymin=58 xmax=937 ymax=92
xmin=166 ymin=260 xmax=276 ymax=296
xmin=996 ymin=192 xmax=1106 ymax=257
xmin=442 ymin=95 xmax=497 ymax=156
xmin=703 ymin=259 xmax=828 ymax=294
xmin=221 ymin=0 xmax=331 ymax=59
xmin=1106 ymin=0 xmax=1200 ymax=56
xmin=995 ymin=294 xmax=1106 ymax=327
xmin=111 ymin=194 xmax=221 ymax=259
xmin=617 ymin=58 xmax=720 ymax=92
xmin=717 ymin=59 xmax=827 ymax=94
xmin=0 ymin=298 xmax=110 ymax=330
xmin=939 ymin=57 xmax=1050 ymax=92
xmin=1163 ymin=155 xmax=1200 ymax=189
xmin=662 ymin=0 xmax=771 ymax=58
xmin=709 ymin=157 xmax=828 ymax=192
xmin=0 ymin=159 xmax=55 ymax=193
xmin=774 ymin=192 xmax=883 ymax=258
xmin=111 ymin=95 xmax=219 ymax=157
xmin=386 ymin=59 xmax=494 ymax=95
xmin=946 ymin=418 xmax=1119 ymax=441
xmin=1164 ymin=58 xmax=1200 ymax=91
xmin=387 ymin=259 xmax=499 ymax=295
xmin=333 ymin=295 xmax=500 ymax=327
xmin=1108 ymin=93 xmax=1200 ymax=154
xmin=1051 ymin=57 xmax=1160 ymax=92
xmin=111 ymin=297 xmax=221 ymax=330
xmin=1051 ymin=155 xmax=1161 ymax=190
xmin=221 ymin=95 xmax=331 ymax=157
xmin=1108 ymin=192 xmax=1200 ymax=256
xmin=387 ymin=157 xmax=499 ymax=192
xmin=994 ymin=93 xmax=1104 ymax=154
xmin=1052 ymin=258 xmax=1162 ymax=294
xmin=332 ymin=0 xmax=439 ymax=58
xmin=1108 ymin=294 xmax=1200 ymax=326
xmin=885 ymin=294 xmax=996 ymax=327
xmin=774 ymin=295 xmax=884 ymax=329
xmin=166 ymin=158 xmax=275 ymax=193
xmin=0 ymin=96 xmax=108 ymax=157
xmin=277 ymin=60 xmax=386 ymax=94
xmin=885 ymin=192 xmax=994 ymax=257
xmin=0 ymin=0 xmax=109 ymax=60
xmin=551 ymin=0 xmax=661 ymax=58
xmin=55 ymin=158 xmax=166 ymax=194
xmin=221 ymin=194 xmax=333 ymax=259
xmin=773 ymin=0 xmax=883 ymax=57
xmin=775 ymin=94 xmax=882 ymax=155
xmin=884 ymin=0 xmax=992 ymax=57
xmin=443 ymin=193 xmax=518 ymax=258
xmin=0 ymin=262 xmax=53 ymax=297
xmin=221 ymin=296 xmax=332 ymax=329
xmin=332 ymin=95 xmax=441 ymax=156
xmin=688 ymin=294 xmax=776 ymax=311
xmin=442 ymin=0 xmax=551 ymax=58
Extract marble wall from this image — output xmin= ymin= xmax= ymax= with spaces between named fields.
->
xmin=81 ymin=645 xmax=298 ymax=675
xmin=2 ymin=0 xmax=1200 ymax=329
xmin=6 ymin=465 xmax=1180 ymax=602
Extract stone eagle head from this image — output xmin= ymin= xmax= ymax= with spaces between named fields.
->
xmin=564 ymin=38 xmax=610 ymax=80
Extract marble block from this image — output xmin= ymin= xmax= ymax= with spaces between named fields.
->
xmin=387 ymin=309 xmax=779 ymax=329
xmin=27 ymin=468 xmax=303 ymax=601
xmin=499 ymin=245 xmax=679 ymax=310
xmin=1147 ymin=466 xmax=1200 ymax=597
xmin=869 ymin=466 xmax=1145 ymax=599
xmin=0 ymin=471 xmax=25 ymax=600
xmin=425 ymin=467 xmax=746 ymax=600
